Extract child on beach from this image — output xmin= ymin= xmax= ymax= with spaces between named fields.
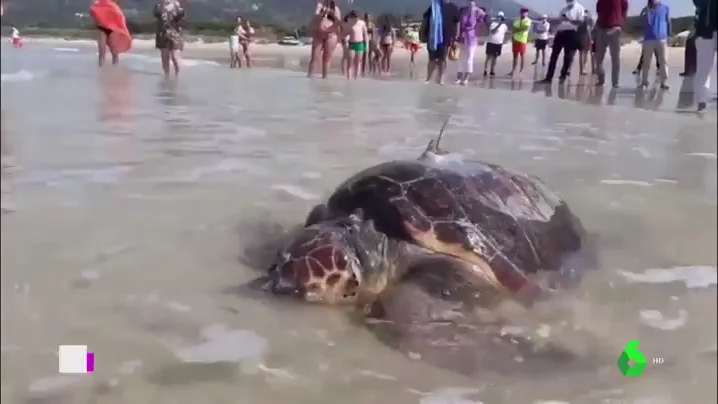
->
xmin=404 ymin=27 xmax=421 ymax=68
xmin=341 ymin=15 xmax=351 ymax=75
xmin=10 ymin=27 xmax=22 ymax=48
xmin=344 ymin=11 xmax=368 ymax=79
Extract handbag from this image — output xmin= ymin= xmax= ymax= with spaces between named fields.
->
xmin=448 ymin=43 xmax=460 ymax=61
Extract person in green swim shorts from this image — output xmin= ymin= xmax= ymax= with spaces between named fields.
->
xmin=344 ymin=10 xmax=368 ymax=79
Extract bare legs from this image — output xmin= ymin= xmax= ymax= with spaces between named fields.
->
xmin=509 ymin=50 xmax=524 ymax=76
xmin=425 ymin=57 xmax=446 ymax=84
xmin=97 ymin=31 xmax=119 ymax=67
xmin=361 ymin=45 xmax=371 ymax=76
xmin=97 ymin=32 xmax=108 ymax=67
xmin=532 ymin=48 xmax=546 ymax=66
xmin=321 ymin=34 xmax=338 ymax=78
xmin=381 ymin=45 xmax=393 ymax=74
xmin=307 ymin=38 xmax=324 ymax=78
xmin=371 ymin=47 xmax=382 ymax=76
xmin=341 ymin=43 xmax=349 ymax=76
xmin=307 ymin=34 xmax=338 ymax=79
xmin=160 ymin=49 xmax=181 ymax=76
xmin=346 ymin=50 xmax=362 ymax=79
xmin=579 ymin=49 xmax=593 ymax=75
xmin=484 ymin=56 xmax=497 ymax=76
xmin=241 ymin=43 xmax=252 ymax=68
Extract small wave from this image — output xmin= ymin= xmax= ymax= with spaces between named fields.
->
xmin=599 ymin=179 xmax=653 ymax=187
xmin=52 ymin=47 xmax=80 ymax=52
xmin=271 ymin=184 xmax=319 ymax=200
xmin=123 ymin=53 xmax=219 ymax=68
xmin=16 ymin=166 xmax=131 ymax=185
xmin=0 ymin=69 xmax=35 ymax=82
xmin=687 ymin=152 xmax=717 ymax=159
xmin=619 ymin=266 xmax=717 ymax=289
xmin=174 ymin=324 xmax=267 ymax=363
xmin=183 ymin=58 xmax=220 ymax=67
xmin=420 ymin=388 xmax=483 ymax=404
xmin=639 ymin=309 xmax=688 ymax=330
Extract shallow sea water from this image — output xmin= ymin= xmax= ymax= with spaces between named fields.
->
xmin=1 ymin=43 xmax=717 ymax=404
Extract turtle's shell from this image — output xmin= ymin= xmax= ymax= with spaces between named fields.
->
xmin=316 ymin=155 xmax=588 ymax=298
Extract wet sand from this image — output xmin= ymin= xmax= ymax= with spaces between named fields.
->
xmin=1 ymin=42 xmax=717 ymax=404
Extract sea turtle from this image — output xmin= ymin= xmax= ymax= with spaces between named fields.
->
xmin=254 ymin=124 xmax=594 ymax=308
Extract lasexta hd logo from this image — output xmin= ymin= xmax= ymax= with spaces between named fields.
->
xmin=617 ymin=340 xmax=647 ymax=376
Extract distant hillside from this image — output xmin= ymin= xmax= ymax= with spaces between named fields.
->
xmin=2 ymin=0 xmax=539 ymax=28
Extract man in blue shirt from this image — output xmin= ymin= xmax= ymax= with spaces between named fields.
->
xmin=639 ymin=0 xmax=671 ymax=90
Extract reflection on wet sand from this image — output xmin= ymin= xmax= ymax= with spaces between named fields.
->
xmin=98 ymin=68 xmax=134 ymax=125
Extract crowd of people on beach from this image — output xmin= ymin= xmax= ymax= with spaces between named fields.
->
xmin=1 ymin=0 xmax=715 ymax=111
xmin=300 ymin=0 xmax=715 ymax=112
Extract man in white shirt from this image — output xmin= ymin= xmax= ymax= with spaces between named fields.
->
xmin=483 ymin=11 xmax=508 ymax=77
xmin=538 ymin=0 xmax=586 ymax=84
xmin=531 ymin=14 xmax=551 ymax=66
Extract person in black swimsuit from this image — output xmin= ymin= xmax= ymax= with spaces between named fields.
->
xmin=96 ymin=26 xmax=119 ymax=66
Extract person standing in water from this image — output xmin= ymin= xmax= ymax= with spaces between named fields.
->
xmin=308 ymin=0 xmax=341 ymax=79
xmin=344 ymin=11 xmax=368 ymax=79
xmin=639 ymin=0 xmax=671 ymax=90
xmin=531 ymin=15 xmax=550 ymax=66
xmin=577 ymin=10 xmax=595 ymax=75
xmin=237 ymin=18 xmax=254 ymax=68
xmin=631 ymin=4 xmax=661 ymax=76
xmin=361 ymin=13 xmax=377 ymax=76
xmin=229 ymin=16 xmax=253 ymax=68
xmin=422 ymin=0 xmax=461 ymax=85
xmin=229 ymin=17 xmax=241 ymax=68
xmin=508 ymin=8 xmax=531 ymax=77
xmin=594 ymin=0 xmax=628 ymax=88
xmin=91 ymin=0 xmax=128 ymax=66
xmin=455 ymin=0 xmax=484 ymax=85
xmin=537 ymin=0 xmax=586 ymax=84
xmin=378 ymin=23 xmax=395 ymax=74
xmin=483 ymin=12 xmax=508 ymax=77
xmin=340 ymin=15 xmax=351 ymax=76
xmin=404 ymin=26 xmax=421 ymax=69
xmin=153 ymin=0 xmax=185 ymax=76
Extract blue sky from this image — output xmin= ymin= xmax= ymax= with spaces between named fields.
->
xmin=520 ymin=0 xmax=695 ymax=17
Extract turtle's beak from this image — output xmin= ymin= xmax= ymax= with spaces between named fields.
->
xmin=245 ymin=269 xmax=301 ymax=297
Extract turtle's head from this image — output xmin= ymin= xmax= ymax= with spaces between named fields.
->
xmin=261 ymin=211 xmax=393 ymax=305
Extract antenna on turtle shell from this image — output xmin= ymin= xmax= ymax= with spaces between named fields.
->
xmin=422 ymin=116 xmax=451 ymax=156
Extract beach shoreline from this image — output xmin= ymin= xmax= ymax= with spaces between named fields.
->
xmin=18 ymin=36 xmax=688 ymax=71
